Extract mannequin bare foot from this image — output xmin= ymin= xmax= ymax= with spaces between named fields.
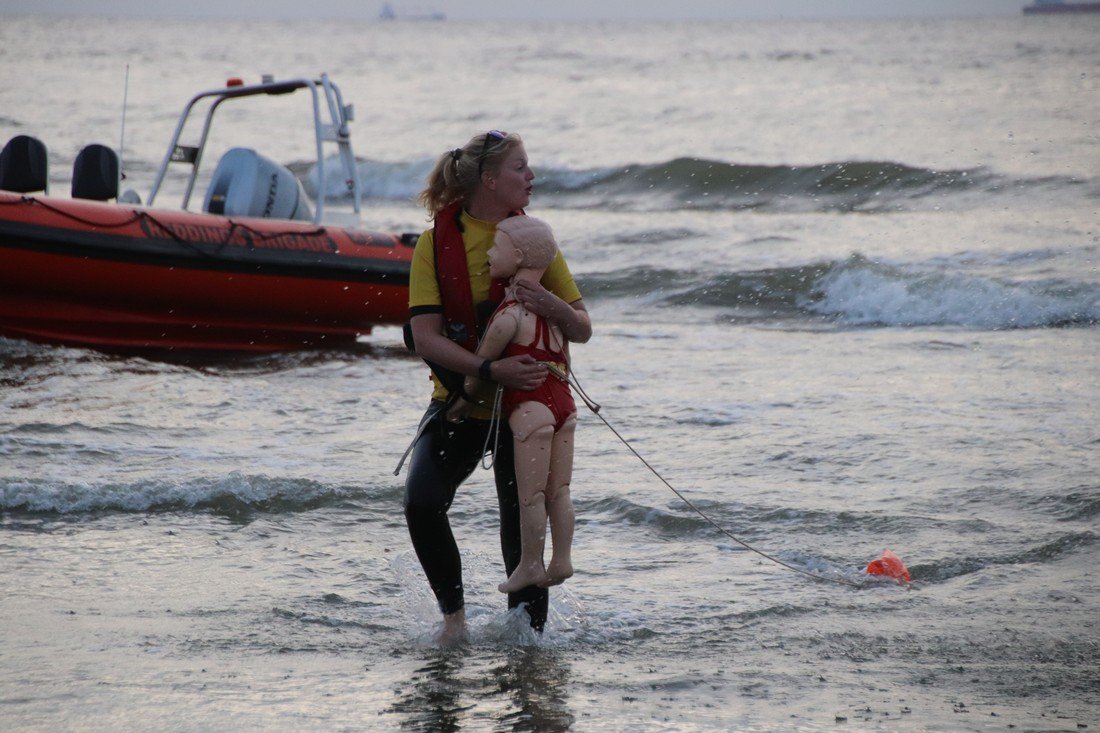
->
xmin=541 ymin=557 xmax=573 ymax=587
xmin=498 ymin=562 xmax=548 ymax=594
xmin=438 ymin=609 xmax=467 ymax=645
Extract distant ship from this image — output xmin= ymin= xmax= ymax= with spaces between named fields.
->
xmin=1023 ymin=0 xmax=1100 ymax=13
xmin=379 ymin=3 xmax=446 ymax=21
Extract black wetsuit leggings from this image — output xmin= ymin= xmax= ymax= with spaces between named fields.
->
xmin=402 ymin=400 xmax=549 ymax=630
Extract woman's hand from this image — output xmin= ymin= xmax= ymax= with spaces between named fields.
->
xmin=446 ymin=397 xmax=472 ymax=423
xmin=513 ymin=278 xmax=592 ymax=344
xmin=491 ymin=354 xmax=548 ymax=391
xmin=512 ymin=278 xmax=558 ymax=319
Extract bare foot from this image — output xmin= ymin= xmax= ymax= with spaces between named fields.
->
xmin=541 ymin=557 xmax=573 ymax=587
xmin=498 ymin=562 xmax=548 ymax=594
xmin=438 ymin=609 xmax=467 ymax=645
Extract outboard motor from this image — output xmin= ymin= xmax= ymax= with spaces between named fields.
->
xmin=203 ymin=147 xmax=312 ymax=221
xmin=71 ymin=143 xmax=119 ymax=201
xmin=0 ymin=135 xmax=49 ymax=194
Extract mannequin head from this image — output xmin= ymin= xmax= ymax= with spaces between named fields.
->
xmin=488 ymin=216 xmax=558 ymax=279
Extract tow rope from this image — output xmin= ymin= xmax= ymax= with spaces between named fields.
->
xmin=557 ymin=365 xmax=870 ymax=589
xmin=393 ymin=359 xmax=900 ymax=590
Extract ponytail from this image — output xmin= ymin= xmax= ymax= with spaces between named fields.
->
xmin=417 ymin=131 xmax=522 ymax=217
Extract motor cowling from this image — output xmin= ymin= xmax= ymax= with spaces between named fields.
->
xmin=203 ymin=147 xmax=312 ymax=221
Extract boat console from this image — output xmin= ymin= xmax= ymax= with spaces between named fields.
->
xmin=148 ymin=74 xmax=361 ymax=226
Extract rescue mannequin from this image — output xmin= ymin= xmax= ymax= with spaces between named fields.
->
xmin=405 ymin=130 xmax=591 ymax=642
xmin=449 ymin=216 xmax=577 ymax=592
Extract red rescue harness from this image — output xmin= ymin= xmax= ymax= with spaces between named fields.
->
xmin=433 ymin=202 xmax=510 ymax=351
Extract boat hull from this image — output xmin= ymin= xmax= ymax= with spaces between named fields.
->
xmin=0 ymin=192 xmax=413 ymax=351
xmin=1023 ymin=2 xmax=1100 ymax=12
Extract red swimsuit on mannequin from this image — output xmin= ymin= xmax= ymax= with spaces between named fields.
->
xmin=494 ymin=301 xmax=576 ymax=430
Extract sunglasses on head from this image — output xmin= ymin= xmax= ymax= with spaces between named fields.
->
xmin=477 ymin=130 xmax=508 ymax=175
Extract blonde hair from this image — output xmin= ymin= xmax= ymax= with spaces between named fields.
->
xmin=418 ymin=131 xmax=523 ymax=216
xmin=496 ymin=216 xmax=558 ymax=270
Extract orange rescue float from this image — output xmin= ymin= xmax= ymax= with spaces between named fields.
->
xmin=866 ymin=548 xmax=911 ymax=583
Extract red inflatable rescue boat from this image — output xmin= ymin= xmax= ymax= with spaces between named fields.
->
xmin=0 ymin=74 xmax=414 ymax=352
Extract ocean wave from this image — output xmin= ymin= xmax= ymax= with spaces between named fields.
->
xmin=913 ymin=531 xmax=1097 ymax=583
xmin=585 ymin=495 xmax=717 ymax=536
xmin=578 ymin=253 xmax=1100 ymax=330
xmin=1028 ymin=488 xmax=1100 ymax=522
xmin=0 ymin=472 xmax=365 ymax=515
xmin=536 ymin=158 xmax=1006 ymax=213
xmin=806 ymin=255 xmax=1100 ymax=328
xmin=302 ymin=156 xmax=1092 ymax=213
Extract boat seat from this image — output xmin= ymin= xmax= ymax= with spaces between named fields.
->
xmin=0 ymin=135 xmax=49 ymax=194
xmin=71 ymin=143 xmax=119 ymax=201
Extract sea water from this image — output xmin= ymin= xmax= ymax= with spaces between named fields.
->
xmin=1 ymin=13 xmax=1097 ymax=732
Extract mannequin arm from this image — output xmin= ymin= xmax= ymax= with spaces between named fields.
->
xmin=410 ymin=311 xmax=546 ymax=391
xmin=464 ymin=309 xmax=521 ymax=396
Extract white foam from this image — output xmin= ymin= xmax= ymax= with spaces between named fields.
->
xmin=389 ymin=549 xmax=651 ymax=649
xmin=809 ymin=257 xmax=1099 ymax=329
xmin=0 ymin=472 xmax=338 ymax=513
xmin=303 ymin=157 xmax=430 ymax=201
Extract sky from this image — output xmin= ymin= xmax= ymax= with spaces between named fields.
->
xmin=0 ymin=0 xmax=1025 ymax=21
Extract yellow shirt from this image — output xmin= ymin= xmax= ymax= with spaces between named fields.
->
xmin=408 ymin=210 xmax=583 ymax=414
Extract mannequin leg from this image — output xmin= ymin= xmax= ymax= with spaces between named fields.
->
xmin=498 ymin=402 xmax=555 ymax=593
xmin=493 ymin=428 xmax=548 ymax=630
xmin=542 ymin=414 xmax=576 ymax=586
